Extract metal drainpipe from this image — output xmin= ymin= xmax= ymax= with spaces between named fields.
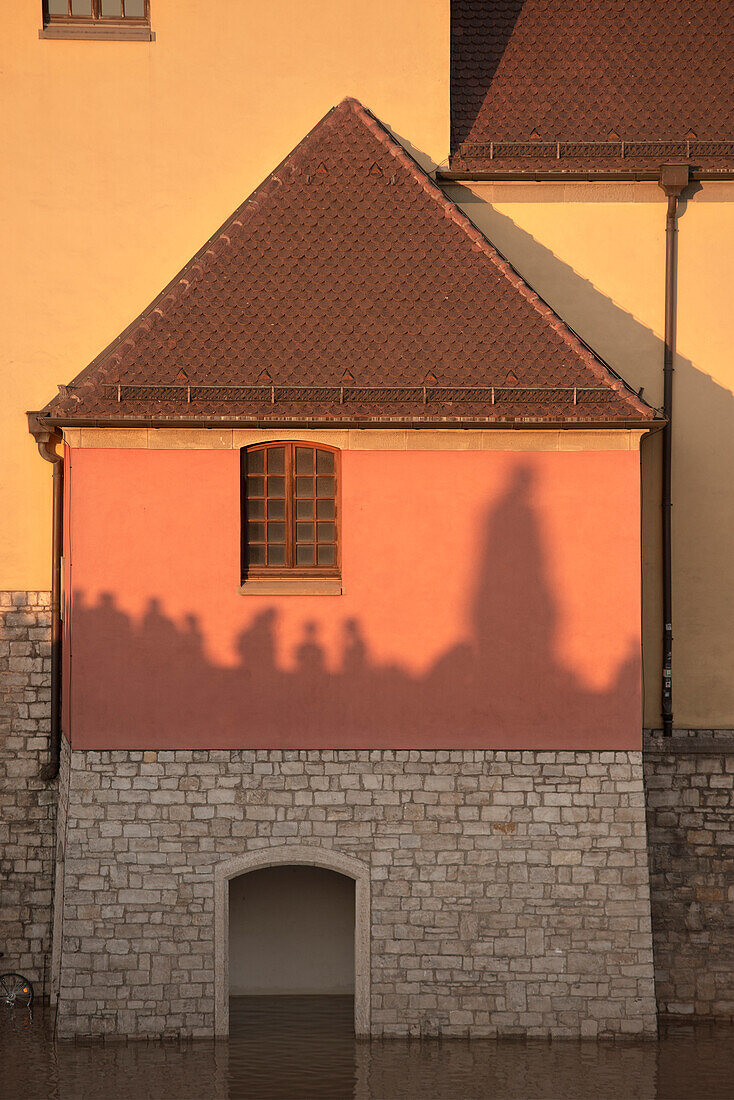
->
xmin=658 ymin=164 xmax=690 ymax=737
xmin=27 ymin=416 xmax=64 ymax=780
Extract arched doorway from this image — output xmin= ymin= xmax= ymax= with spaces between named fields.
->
xmin=214 ymin=845 xmax=370 ymax=1037
xmin=229 ymin=865 xmax=355 ymax=995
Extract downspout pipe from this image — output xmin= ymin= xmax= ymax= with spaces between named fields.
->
xmin=27 ymin=414 xmax=64 ymax=780
xmin=658 ymin=164 xmax=690 ymax=737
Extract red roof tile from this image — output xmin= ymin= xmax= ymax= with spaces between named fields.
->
xmin=452 ymin=1 xmax=734 ymax=171
xmin=40 ymin=98 xmax=654 ymax=427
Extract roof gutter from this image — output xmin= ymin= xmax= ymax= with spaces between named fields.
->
xmin=29 ymin=414 xmax=660 ymax=432
xmin=27 ymin=414 xmax=64 ymax=782
xmin=658 ymin=164 xmax=690 ymax=737
xmin=436 ymin=168 xmax=734 ymax=183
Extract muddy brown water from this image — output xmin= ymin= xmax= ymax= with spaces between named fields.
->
xmin=2 ymin=997 xmax=733 ymax=1099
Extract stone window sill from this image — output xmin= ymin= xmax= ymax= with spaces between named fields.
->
xmin=39 ymin=25 xmax=155 ymax=41
xmin=239 ymin=577 xmax=343 ymax=596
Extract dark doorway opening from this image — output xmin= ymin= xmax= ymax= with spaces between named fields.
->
xmin=228 ymin=865 xmax=355 ymax=1040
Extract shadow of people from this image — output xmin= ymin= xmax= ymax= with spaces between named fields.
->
xmin=295 ymin=622 xmax=326 ymax=677
xmin=341 ymin=618 xmax=367 ymax=676
xmin=236 ymin=609 xmax=278 ymax=683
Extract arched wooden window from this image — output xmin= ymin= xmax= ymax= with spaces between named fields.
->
xmin=241 ymin=442 xmax=340 ymax=585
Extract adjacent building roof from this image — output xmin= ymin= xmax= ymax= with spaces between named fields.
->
xmin=38 ymin=98 xmax=654 ymax=429
xmin=451 ymin=0 xmax=734 ymax=173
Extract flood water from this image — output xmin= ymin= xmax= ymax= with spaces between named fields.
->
xmin=2 ymin=997 xmax=734 ymax=1099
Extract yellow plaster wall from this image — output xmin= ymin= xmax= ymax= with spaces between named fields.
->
xmin=448 ymin=182 xmax=734 ymax=727
xmin=1 ymin=0 xmax=449 ymax=589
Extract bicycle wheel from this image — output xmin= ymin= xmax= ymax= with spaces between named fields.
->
xmin=0 ymin=973 xmax=33 ymax=1008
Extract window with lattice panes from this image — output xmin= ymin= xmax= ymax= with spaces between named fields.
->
xmin=242 ymin=443 xmax=339 ymax=581
xmin=43 ymin=1 xmax=150 ymax=27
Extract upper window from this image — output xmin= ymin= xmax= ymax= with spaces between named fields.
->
xmin=241 ymin=443 xmax=341 ymax=594
xmin=41 ymin=1 xmax=153 ymax=40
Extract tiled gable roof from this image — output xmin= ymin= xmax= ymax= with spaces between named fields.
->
xmin=452 ymin=0 xmax=734 ymax=172
xmin=40 ymin=98 xmax=654 ymax=427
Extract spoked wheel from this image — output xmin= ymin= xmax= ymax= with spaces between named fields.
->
xmin=0 ymin=973 xmax=34 ymax=1008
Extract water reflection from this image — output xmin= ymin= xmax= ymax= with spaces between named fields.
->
xmin=230 ymin=997 xmax=356 ymax=1098
xmin=2 ymin=999 xmax=733 ymax=1099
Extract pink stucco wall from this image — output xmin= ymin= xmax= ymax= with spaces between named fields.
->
xmin=64 ymin=445 xmax=643 ymax=749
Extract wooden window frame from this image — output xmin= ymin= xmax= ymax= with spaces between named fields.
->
xmin=240 ymin=442 xmax=341 ymax=593
xmin=40 ymin=0 xmax=154 ymax=41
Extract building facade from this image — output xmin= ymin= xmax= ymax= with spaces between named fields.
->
xmin=2 ymin=1 xmax=733 ymax=1037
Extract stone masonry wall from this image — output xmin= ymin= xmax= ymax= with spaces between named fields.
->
xmin=0 ymin=591 xmax=55 ymax=992
xmin=644 ymin=732 xmax=734 ymax=1019
xmin=55 ymin=748 xmax=657 ymax=1039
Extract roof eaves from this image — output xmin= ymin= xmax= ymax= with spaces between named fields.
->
xmin=31 ymin=411 xmax=662 ymax=432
